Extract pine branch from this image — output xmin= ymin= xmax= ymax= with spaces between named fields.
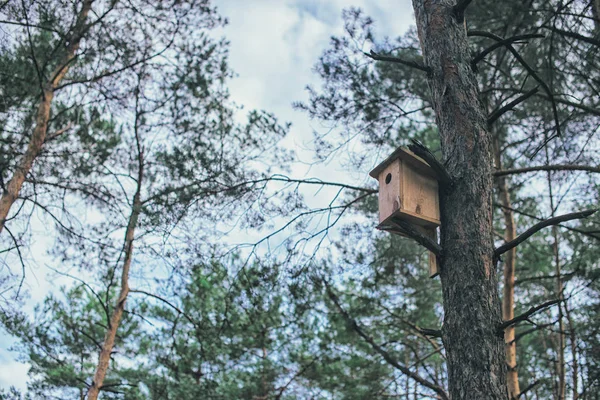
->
xmin=468 ymin=30 xmax=561 ymax=147
xmin=494 ymin=164 xmax=600 ymax=176
xmin=365 ymin=50 xmax=431 ymax=73
xmin=497 ymin=299 xmax=560 ymax=333
xmin=408 ymin=139 xmax=453 ymax=188
xmin=378 ymin=217 xmax=442 ymax=257
xmin=323 ymin=281 xmax=449 ymax=400
xmin=495 ymin=209 xmax=597 ymax=257
xmin=471 ymin=34 xmax=544 ymax=68
xmin=487 ymin=87 xmax=539 ymax=125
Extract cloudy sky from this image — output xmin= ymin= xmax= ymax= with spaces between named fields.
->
xmin=0 ymin=0 xmax=415 ymax=391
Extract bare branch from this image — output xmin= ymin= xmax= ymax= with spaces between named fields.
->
xmin=494 ymin=164 xmax=600 ymax=176
xmin=378 ymin=217 xmax=442 ymax=257
xmin=323 ymin=280 xmax=449 ymax=400
xmin=408 ymin=139 xmax=452 ymax=188
xmin=494 ymin=203 xmax=600 ymax=241
xmin=487 ymin=87 xmax=539 ymax=125
xmin=495 ymin=209 xmax=598 ymax=257
xmin=44 ymin=122 xmax=73 ymax=142
xmin=365 ymin=50 xmax=431 ymax=73
xmin=517 ymin=380 xmax=540 ymax=398
xmin=542 ymin=25 xmax=600 ymax=47
xmin=497 ymin=299 xmax=560 ymax=333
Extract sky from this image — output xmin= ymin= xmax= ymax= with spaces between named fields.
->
xmin=0 ymin=0 xmax=415 ymax=392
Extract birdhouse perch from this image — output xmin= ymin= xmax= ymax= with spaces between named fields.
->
xmin=369 ymin=147 xmax=441 ymax=277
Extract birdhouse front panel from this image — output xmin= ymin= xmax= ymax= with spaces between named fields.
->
xmin=377 ymin=159 xmax=402 ymax=224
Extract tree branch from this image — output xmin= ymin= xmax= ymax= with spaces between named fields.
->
xmin=408 ymin=139 xmax=452 ymax=188
xmin=495 ymin=209 xmax=597 ymax=257
xmin=487 ymin=86 xmax=539 ymax=125
xmin=471 ymin=34 xmax=545 ymax=68
xmin=493 ymin=203 xmax=600 ymax=241
xmin=365 ymin=50 xmax=431 ymax=73
xmin=497 ymin=299 xmax=560 ymax=333
xmin=453 ymin=0 xmax=473 ymax=19
xmin=542 ymin=25 xmax=600 ymax=48
xmin=494 ymin=164 xmax=600 ymax=176
xmin=516 ymin=380 xmax=540 ymax=398
xmin=378 ymin=216 xmax=442 ymax=257
xmin=323 ymin=280 xmax=449 ymax=400
xmin=468 ymin=30 xmax=561 ymax=146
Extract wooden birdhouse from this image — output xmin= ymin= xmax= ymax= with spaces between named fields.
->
xmin=369 ymin=147 xmax=441 ymax=277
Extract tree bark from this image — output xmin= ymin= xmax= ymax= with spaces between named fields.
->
xmin=86 ymin=163 xmax=143 ymax=400
xmin=0 ymin=0 xmax=93 ymax=233
xmin=410 ymin=1 xmax=507 ymax=398
xmin=493 ymin=135 xmax=521 ymax=398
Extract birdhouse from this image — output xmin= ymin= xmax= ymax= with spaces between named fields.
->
xmin=369 ymin=147 xmax=441 ymax=277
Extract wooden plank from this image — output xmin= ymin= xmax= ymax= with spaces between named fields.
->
xmin=403 ymin=163 xmax=440 ymax=223
xmin=378 ymin=159 xmax=402 ymax=223
xmin=427 ymin=228 xmax=439 ymax=278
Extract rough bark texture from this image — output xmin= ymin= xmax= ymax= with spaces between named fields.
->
xmin=494 ymin=136 xmax=520 ymax=399
xmin=0 ymin=0 xmax=93 ymax=233
xmin=86 ymin=174 xmax=142 ymax=400
xmin=411 ymin=1 xmax=507 ymax=398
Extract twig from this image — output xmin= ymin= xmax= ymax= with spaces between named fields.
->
xmin=378 ymin=217 xmax=442 ymax=257
xmin=497 ymin=299 xmax=560 ymax=333
xmin=487 ymin=87 xmax=539 ymax=125
xmin=365 ymin=50 xmax=431 ymax=73
xmin=408 ymin=139 xmax=452 ymax=188
xmin=495 ymin=209 xmax=597 ymax=257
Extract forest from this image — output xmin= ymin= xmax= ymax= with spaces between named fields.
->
xmin=0 ymin=0 xmax=599 ymax=399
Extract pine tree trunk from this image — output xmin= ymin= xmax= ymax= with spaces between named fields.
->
xmin=0 ymin=0 xmax=93 ymax=233
xmin=493 ymin=135 xmax=521 ymax=399
xmin=564 ymin=300 xmax=578 ymax=400
xmin=410 ymin=1 xmax=507 ymax=398
xmin=87 ymin=165 xmax=143 ymax=400
xmin=552 ymin=225 xmax=566 ymax=400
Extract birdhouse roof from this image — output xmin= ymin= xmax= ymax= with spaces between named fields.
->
xmin=369 ymin=146 xmax=437 ymax=180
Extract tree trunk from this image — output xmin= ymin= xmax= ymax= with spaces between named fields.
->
xmin=564 ymin=300 xmax=578 ymax=400
xmin=545 ymin=156 xmax=565 ymax=400
xmin=0 ymin=0 xmax=93 ymax=233
xmin=552 ymin=225 xmax=566 ymax=400
xmin=493 ymin=135 xmax=521 ymax=399
xmin=410 ymin=1 xmax=507 ymax=398
xmin=86 ymin=165 xmax=143 ymax=400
